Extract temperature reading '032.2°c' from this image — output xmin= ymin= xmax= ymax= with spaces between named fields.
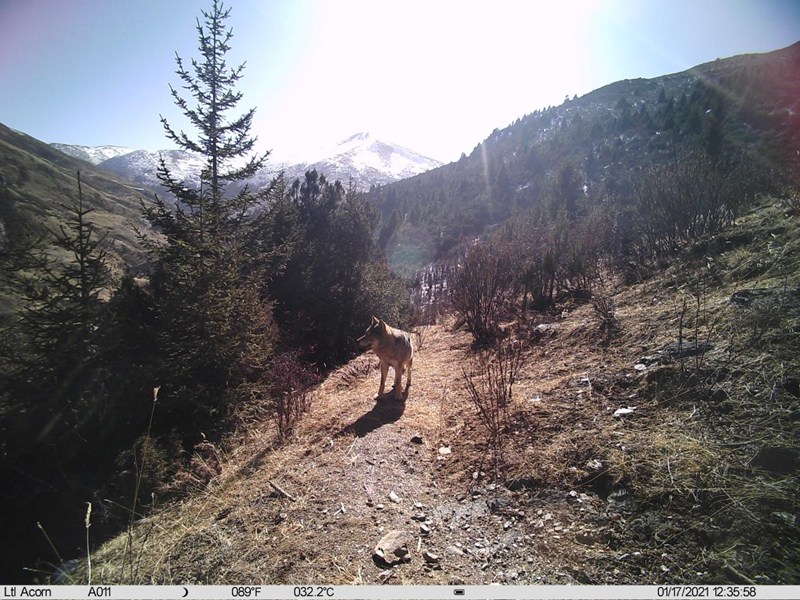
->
xmin=293 ymin=587 xmax=335 ymax=598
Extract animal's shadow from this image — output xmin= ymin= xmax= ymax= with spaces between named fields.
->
xmin=339 ymin=391 xmax=407 ymax=438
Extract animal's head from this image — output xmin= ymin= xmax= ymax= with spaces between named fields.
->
xmin=357 ymin=316 xmax=386 ymax=350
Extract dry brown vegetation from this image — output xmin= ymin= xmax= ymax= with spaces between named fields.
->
xmin=73 ymin=197 xmax=799 ymax=585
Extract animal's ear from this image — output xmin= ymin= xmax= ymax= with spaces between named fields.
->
xmin=379 ymin=318 xmax=387 ymax=331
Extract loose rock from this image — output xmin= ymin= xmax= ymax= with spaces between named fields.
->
xmin=613 ymin=407 xmax=636 ymax=418
xmin=373 ymin=530 xmax=410 ymax=566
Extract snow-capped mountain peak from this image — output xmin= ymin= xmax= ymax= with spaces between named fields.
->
xmin=51 ymin=143 xmax=135 ymax=165
xmin=49 ymin=133 xmax=442 ymax=193
xmin=295 ymin=132 xmax=443 ymax=188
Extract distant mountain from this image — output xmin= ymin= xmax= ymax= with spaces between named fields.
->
xmin=50 ymin=142 xmax=135 ymax=165
xmin=282 ymin=132 xmax=443 ymax=190
xmin=99 ymin=149 xmax=208 ymax=192
xmin=49 ymin=132 xmax=443 ymax=194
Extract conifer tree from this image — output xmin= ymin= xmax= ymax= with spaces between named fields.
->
xmin=140 ymin=0 xmax=276 ymax=419
xmin=266 ymin=170 xmax=409 ymax=365
xmin=15 ymin=172 xmax=108 ymax=389
xmin=1 ymin=171 xmax=109 ymax=459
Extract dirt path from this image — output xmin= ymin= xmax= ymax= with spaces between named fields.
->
xmin=236 ymin=321 xmax=551 ymax=585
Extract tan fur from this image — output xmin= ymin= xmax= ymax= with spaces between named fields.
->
xmin=356 ymin=316 xmax=414 ymax=400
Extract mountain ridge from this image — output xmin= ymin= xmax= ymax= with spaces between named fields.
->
xmin=51 ymin=132 xmax=443 ymax=193
xmin=49 ymin=143 xmax=135 ymax=166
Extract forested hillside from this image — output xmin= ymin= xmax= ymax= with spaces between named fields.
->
xmin=368 ymin=42 xmax=800 ymax=273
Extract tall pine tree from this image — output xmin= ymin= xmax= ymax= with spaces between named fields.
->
xmin=140 ymin=0 xmax=276 ymax=426
xmin=1 ymin=171 xmax=109 ymax=462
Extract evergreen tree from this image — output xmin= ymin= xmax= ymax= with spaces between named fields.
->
xmin=492 ymin=161 xmax=513 ymax=207
xmin=1 ymin=171 xmax=109 ymax=461
xmin=0 ymin=174 xmax=119 ymax=582
xmin=552 ymin=162 xmax=584 ymax=217
xmin=379 ymin=208 xmax=400 ymax=249
xmin=140 ymin=0 xmax=276 ymax=426
xmin=12 ymin=172 xmax=108 ymax=395
xmin=268 ymin=171 xmax=409 ymax=365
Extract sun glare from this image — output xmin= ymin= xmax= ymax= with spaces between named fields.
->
xmin=272 ymin=0 xmax=605 ymax=161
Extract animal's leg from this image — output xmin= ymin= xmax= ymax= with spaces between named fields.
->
xmin=393 ymin=364 xmax=403 ymax=399
xmin=404 ymin=357 xmax=413 ymax=392
xmin=377 ymin=360 xmax=389 ymax=398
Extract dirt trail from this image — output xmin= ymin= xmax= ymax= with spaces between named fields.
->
xmin=90 ymin=316 xmax=603 ymax=584
xmin=225 ymin=316 xmax=618 ymax=585
xmin=230 ymin=321 xmax=561 ymax=585
xmin=93 ymin=309 xmax=646 ymax=585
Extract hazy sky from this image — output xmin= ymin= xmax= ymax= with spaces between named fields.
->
xmin=1 ymin=0 xmax=799 ymax=163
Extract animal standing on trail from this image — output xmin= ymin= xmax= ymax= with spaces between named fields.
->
xmin=357 ymin=316 xmax=414 ymax=401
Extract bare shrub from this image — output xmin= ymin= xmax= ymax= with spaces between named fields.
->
xmin=413 ymin=325 xmax=429 ymax=351
xmin=462 ymin=339 xmax=525 ymax=479
xmin=514 ymin=209 xmax=610 ymax=315
xmin=592 ymin=293 xmax=617 ymax=330
xmin=513 ymin=220 xmax=560 ymax=313
xmin=780 ymin=192 xmax=800 ymax=217
xmin=632 ymin=152 xmax=765 ymax=258
xmin=411 ymin=264 xmax=451 ymax=329
xmin=410 ymin=269 xmax=447 ymax=351
xmin=561 ymin=208 xmax=613 ymax=294
xmin=267 ymin=352 xmax=319 ymax=440
xmin=450 ymin=240 xmax=514 ymax=346
xmin=673 ymin=278 xmax=729 ymax=376
xmin=166 ymin=437 xmax=223 ymax=494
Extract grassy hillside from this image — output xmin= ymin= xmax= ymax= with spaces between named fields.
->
xmin=0 ymin=123 xmax=153 ymax=317
xmin=64 ymin=193 xmax=799 ymax=585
